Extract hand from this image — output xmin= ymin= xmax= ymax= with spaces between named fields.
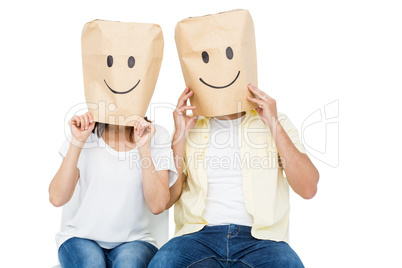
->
xmin=69 ymin=112 xmax=95 ymax=146
xmin=247 ymin=84 xmax=278 ymax=129
xmin=134 ymin=118 xmax=155 ymax=150
xmin=173 ymin=87 xmax=199 ymax=139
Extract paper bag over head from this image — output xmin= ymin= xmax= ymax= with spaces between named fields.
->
xmin=82 ymin=20 xmax=164 ymax=126
xmin=175 ymin=9 xmax=258 ymax=117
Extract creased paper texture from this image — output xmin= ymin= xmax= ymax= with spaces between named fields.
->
xmin=82 ymin=20 xmax=164 ymax=126
xmin=175 ymin=9 xmax=258 ymax=117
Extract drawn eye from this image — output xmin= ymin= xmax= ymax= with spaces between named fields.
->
xmin=202 ymin=51 xmax=209 ymax=64
xmin=226 ymin=47 xmax=233 ymax=60
xmin=107 ymin=55 xmax=113 ymax=67
xmin=128 ymin=56 xmax=135 ymax=68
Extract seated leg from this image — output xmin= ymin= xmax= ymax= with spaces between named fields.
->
xmin=58 ymin=237 xmax=106 ymax=268
xmin=106 ymin=240 xmax=158 ymax=268
xmin=148 ymin=234 xmax=224 ymax=268
xmin=232 ymin=239 xmax=304 ymax=268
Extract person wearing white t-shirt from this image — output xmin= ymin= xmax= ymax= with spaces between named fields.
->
xmin=149 ymin=85 xmax=319 ymax=268
xmin=49 ymin=112 xmax=178 ymax=268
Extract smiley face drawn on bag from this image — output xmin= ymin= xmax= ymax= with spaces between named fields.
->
xmin=175 ymin=9 xmax=258 ymax=116
xmin=103 ymin=55 xmax=141 ymax=94
xmin=198 ymin=46 xmax=240 ymax=89
xmin=81 ymin=20 xmax=164 ymax=125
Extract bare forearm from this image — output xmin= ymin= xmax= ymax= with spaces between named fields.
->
xmin=139 ymin=147 xmax=170 ymax=214
xmin=246 ymin=85 xmax=318 ymax=198
xmin=272 ymin=123 xmax=319 ymax=199
xmin=166 ymin=133 xmax=187 ymax=209
xmin=49 ymin=144 xmax=81 ymax=207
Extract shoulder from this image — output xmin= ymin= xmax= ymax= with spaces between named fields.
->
xmin=278 ymin=112 xmax=290 ymax=126
xmin=277 ymin=112 xmax=298 ymax=133
xmin=152 ymin=124 xmax=172 ymax=148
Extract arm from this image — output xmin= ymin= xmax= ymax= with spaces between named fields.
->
xmin=49 ymin=112 xmax=94 ymax=207
xmin=49 ymin=144 xmax=81 ymax=207
xmin=272 ymin=122 xmax=319 ymax=199
xmin=166 ymin=131 xmax=187 ymax=209
xmin=247 ymin=84 xmax=319 ymax=199
xmin=135 ymin=119 xmax=170 ymax=215
xmin=166 ymin=87 xmax=198 ymax=209
xmin=139 ymin=146 xmax=170 ymax=215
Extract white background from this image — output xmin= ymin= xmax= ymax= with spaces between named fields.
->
xmin=1 ymin=0 xmax=401 ymax=267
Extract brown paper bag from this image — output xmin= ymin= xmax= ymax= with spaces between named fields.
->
xmin=81 ymin=20 xmax=164 ymax=126
xmin=175 ymin=9 xmax=258 ymax=117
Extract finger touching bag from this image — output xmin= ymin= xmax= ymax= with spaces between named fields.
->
xmin=175 ymin=9 xmax=258 ymax=117
xmin=81 ymin=20 xmax=164 ymax=126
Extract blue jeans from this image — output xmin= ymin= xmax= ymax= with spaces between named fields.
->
xmin=58 ymin=237 xmax=157 ymax=268
xmin=148 ymin=224 xmax=304 ymax=268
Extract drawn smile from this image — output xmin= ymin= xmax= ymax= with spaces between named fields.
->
xmin=199 ymin=71 xmax=240 ymax=89
xmin=104 ymin=79 xmax=141 ymax=94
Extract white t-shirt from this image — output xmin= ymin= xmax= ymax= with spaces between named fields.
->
xmin=55 ymin=125 xmax=178 ymax=250
xmin=202 ymin=115 xmax=254 ymax=226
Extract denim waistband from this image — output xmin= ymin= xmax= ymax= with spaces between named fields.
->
xmin=202 ymin=224 xmax=252 ymax=237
